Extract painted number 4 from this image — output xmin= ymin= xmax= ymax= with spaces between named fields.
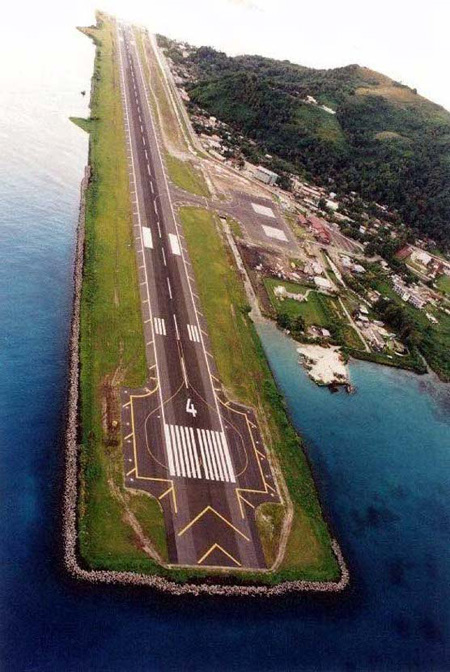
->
xmin=186 ymin=398 xmax=197 ymax=417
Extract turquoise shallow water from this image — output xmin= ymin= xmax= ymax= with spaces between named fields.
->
xmin=0 ymin=13 xmax=449 ymax=672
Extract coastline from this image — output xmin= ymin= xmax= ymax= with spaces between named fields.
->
xmin=65 ymin=134 xmax=352 ymax=599
xmin=63 ymin=15 xmax=349 ymax=595
xmin=63 ymin=163 xmax=349 ymax=596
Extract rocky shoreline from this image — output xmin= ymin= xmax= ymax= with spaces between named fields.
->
xmin=297 ymin=343 xmax=350 ymax=388
xmin=62 ymin=165 xmax=350 ymax=596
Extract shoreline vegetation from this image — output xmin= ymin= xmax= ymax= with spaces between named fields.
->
xmin=65 ymin=11 xmax=349 ymax=593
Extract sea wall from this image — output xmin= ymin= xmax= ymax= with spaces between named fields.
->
xmin=62 ymin=164 xmax=349 ymax=596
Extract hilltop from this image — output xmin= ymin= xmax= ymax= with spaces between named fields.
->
xmin=161 ymin=38 xmax=450 ymax=247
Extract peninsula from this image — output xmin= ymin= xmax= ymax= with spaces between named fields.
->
xmin=66 ymin=12 xmax=347 ymax=594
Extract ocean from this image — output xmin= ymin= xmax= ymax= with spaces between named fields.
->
xmin=0 ymin=14 xmax=449 ymax=672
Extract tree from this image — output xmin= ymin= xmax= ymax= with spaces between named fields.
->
xmin=276 ymin=312 xmax=291 ymax=330
xmin=291 ymin=314 xmax=306 ymax=333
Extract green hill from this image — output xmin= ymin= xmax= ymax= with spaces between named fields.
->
xmin=170 ymin=43 xmax=450 ymax=246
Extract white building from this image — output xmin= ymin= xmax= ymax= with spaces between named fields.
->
xmin=254 ymin=166 xmax=278 ymax=186
xmin=314 ymin=276 xmax=332 ymax=291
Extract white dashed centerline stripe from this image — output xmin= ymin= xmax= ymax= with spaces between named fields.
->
xmin=161 ymin=247 xmax=167 ymax=266
xmin=166 ymin=277 xmax=173 ymax=300
xmin=173 ymin=314 xmax=180 ymax=340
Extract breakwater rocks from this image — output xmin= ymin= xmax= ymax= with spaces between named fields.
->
xmin=63 ymin=166 xmax=349 ymax=597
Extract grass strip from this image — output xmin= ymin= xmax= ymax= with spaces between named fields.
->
xmin=78 ymin=14 xmax=166 ymax=572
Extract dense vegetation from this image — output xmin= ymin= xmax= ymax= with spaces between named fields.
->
xmin=171 ymin=42 xmax=450 ymax=247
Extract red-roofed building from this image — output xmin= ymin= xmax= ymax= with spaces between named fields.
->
xmin=308 ymin=215 xmax=331 ymax=245
xmin=396 ymin=245 xmax=412 ymax=261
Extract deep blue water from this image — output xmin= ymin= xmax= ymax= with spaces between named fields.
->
xmin=1 ymin=16 xmax=449 ymax=672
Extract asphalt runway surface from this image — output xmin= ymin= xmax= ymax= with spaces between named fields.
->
xmin=117 ymin=25 xmax=280 ymax=570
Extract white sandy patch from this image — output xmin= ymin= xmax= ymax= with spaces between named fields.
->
xmin=297 ymin=344 xmax=349 ymax=386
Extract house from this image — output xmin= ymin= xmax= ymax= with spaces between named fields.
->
xmin=409 ymin=293 xmax=427 ymax=310
xmin=396 ymin=245 xmax=412 ymax=261
xmin=297 ymin=213 xmax=308 ymax=226
xmin=308 ymin=215 xmax=331 ymax=245
xmin=254 ymin=166 xmax=278 ymax=186
xmin=411 ymin=249 xmax=432 ymax=267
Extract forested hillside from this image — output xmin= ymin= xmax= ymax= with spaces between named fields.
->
xmin=167 ymin=41 xmax=450 ymax=246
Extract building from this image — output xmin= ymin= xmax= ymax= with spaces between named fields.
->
xmin=396 ymin=245 xmax=412 ymax=261
xmin=308 ymin=215 xmax=331 ymax=245
xmin=409 ymin=293 xmax=427 ymax=310
xmin=254 ymin=166 xmax=278 ymax=186
xmin=314 ymin=276 xmax=332 ymax=291
xmin=411 ymin=249 xmax=432 ymax=267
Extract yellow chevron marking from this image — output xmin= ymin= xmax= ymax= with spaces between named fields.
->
xmin=197 ymin=543 xmax=241 ymax=567
xmin=177 ymin=505 xmax=250 ymax=541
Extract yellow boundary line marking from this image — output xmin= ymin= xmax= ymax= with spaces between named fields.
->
xmin=178 ymin=505 xmax=250 ymax=540
xmin=197 ymin=543 xmax=242 ymax=567
xmin=126 ymin=387 xmax=178 ymax=514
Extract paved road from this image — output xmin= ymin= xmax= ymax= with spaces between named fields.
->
xmin=117 ymin=24 xmax=280 ymax=570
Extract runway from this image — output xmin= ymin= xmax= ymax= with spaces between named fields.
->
xmin=117 ymin=24 xmax=280 ymax=570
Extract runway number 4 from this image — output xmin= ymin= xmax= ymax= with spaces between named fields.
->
xmin=186 ymin=398 xmax=197 ymax=417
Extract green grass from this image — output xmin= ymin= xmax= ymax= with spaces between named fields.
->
xmin=165 ymin=154 xmax=210 ymax=197
xmin=256 ymin=502 xmax=285 ymax=567
xmin=78 ymin=14 xmax=165 ymax=573
xmin=127 ymin=494 xmax=169 ymax=562
xmin=181 ymin=206 xmax=339 ymax=581
xmin=436 ymin=274 xmax=450 ymax=295
xmin=134 ymin=29 xmax=188 ymax=153
xmin=70 ymin=116 xmax=95 ymax=133
xmin=264 ymin=278 xmax=335 ymax=327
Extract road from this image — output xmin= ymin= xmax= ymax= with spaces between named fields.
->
xmin=117 ymin=24 xmax=280 ymax=570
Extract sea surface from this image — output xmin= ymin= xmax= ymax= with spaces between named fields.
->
xmin=0 ymin=15 xmax=449 ymax=672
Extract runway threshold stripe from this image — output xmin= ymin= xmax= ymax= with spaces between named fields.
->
xmin=190 ymin=427 xmax=201 ymax=478
xmin=187 ymin=324 xmax=193 ymax=341
xmin=220 ymin=432 xmax=236 ymax=483
xmin=211 ymin=430 xmax=228 ymax=482
xmin=183 ymin=426 xmax=195 ymax=479
xmin=164 ymin=425 xmax=176 ymax=476
xmin=205 ymin=430 xmax=219 ymax=481
xmin=197 ymin=430 xmax=211 ymax=480
xmin=175 ymin=425 xmax=187 ymax=477
xmin=170 ymin=425 xmax=181 ymax=477
xmin=210 ymin=431 xmax=226 ymax=482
